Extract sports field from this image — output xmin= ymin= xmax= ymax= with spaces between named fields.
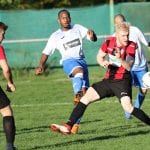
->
xmin=0 ymin=66 xmax=150 ymax=150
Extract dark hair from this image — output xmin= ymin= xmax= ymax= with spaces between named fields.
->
xmin=58 ymin=9 xmax=70 ymax=18
xmin=114 ymin=14 xmax=126 ymax=22
xmin=0 ymin=22 xmax=8 ymax=31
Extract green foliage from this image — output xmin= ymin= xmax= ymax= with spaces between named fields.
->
xmin=0 ymin=0 xmax=149 ymax=9
xmin=0 ymin=66 xmax=150 ymax=149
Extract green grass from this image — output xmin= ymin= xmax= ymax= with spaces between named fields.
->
xmin=0 ymin=66 xmax=150 ymax=150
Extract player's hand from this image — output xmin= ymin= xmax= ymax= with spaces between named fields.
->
xmin=87 ymin=30 xmax=94 ymax=37
xmin=114 ymin=47 xmax=121 ymax=58
xmin=87 ymin=30 xmax=97 ymax=41
xmin=101 ymin=60 xmax=109 ymax=68
xmin=6 ymin=83 xmax=16 ymax=92
xmin=35 ymin=66 xmax=44 ymax=75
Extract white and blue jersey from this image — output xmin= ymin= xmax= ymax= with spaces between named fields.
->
xmin=42 ymin=24 xmax=90 ymax=64
xmin=129 ymin=26 xmax=149 ymax=88
xmin=129 ymin=26 xmax=148 ymax=71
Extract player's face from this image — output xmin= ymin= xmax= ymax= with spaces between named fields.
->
xmin=117 ymin=30 xmax=129 ymax=46
xmin=0 ymin=28 xmax=5 ymax=43
xmin=58 ymin=12 xmax=71 ymax=30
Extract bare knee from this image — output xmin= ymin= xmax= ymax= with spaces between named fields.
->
xmin=120 ymin=96 xmax=134 ymax=113
xmin=72 ymin=67 xmax=83 ymax=77
xmin=80 ymin=87 xmax=100 ymax=105
xmin=0 ymin=105 xmax=13 ymax=117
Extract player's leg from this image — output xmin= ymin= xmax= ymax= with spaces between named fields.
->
xmin=71 ymin=60 xmax=91 ymax=134
xmin=0 ymin=87 xmax=16 ymax=150
xmin=72 ymin=68 xmax=84 ymax=103
xmin=121 ymin=96 xmax=150 ymax=125
xmin=63 ymin=59 xmax=86 ymax=133
xmin=134 ymin=69 xmax=147 ymax=109
xmin=63 ymin=59 xmax=84 ymax=102
xmin=125 ymin=69 xmax=148 ymax=119
xmin=70 ymin=67 xmax=84 ymax=134
xmin=50 ymin=86 xmax=100 ymax=134
xmin=50 ymin=80 xmax=113 ymax=135
xmin=71 ymin=65 xmax=90 ymax=133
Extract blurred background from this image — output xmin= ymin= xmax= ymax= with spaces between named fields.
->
xmin=0 ymin=0 xmax=150 ymax=68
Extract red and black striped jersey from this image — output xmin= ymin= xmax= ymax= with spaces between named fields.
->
xmin=100 ymin=37 xmax=136 ymax=80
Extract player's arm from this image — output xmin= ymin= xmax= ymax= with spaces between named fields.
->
xmin=87 ymin=30 xmax=97 ymax=42
xmin=35 ymin=54 xmax=48 ymax=75
xmin=0 ymin=59 xmax=16 ymax=92
xmin=119 ymin=55 xmax=135 ymax=71
xmin=97 ymin=49 xmax=109 ymax=68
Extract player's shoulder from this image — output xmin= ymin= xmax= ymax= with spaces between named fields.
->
xmin=50 ymin=29 xmax=63 ymax=39
xmin=72 ymin=24 xmax=87 ymax=30
xmin=73 ymin=24 xmax=83 ymax=28
xmin=130 ymin=26 xmax=141 ymax=33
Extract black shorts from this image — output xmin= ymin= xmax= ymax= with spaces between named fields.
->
xmin=92 ymin=78 xmax=132 ymax=100
xmin=0 ymin=86 xmax=10 ymax=109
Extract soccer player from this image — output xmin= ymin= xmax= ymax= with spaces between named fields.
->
xmin=35 ymin=9 xmax=97 ymax=134
xmin=114 ymin=14 xmax=150 ymax=119
xmin=50 ymin=22 xmax=150 ymax=135
xmin=0 ymin=22 xmax=16 ymax=150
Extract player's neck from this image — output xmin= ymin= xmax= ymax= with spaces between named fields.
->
xmin=61 ymin=25 xmax=71 ymax=31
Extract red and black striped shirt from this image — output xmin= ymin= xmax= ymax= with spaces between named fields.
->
xmin=101 ymin=37 xmax=136 ymax=80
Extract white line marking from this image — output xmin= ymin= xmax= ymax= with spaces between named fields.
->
xmin=3 ymin=33 xmax=150 ymax=44
xmin=12 ymin=98 xmax=150 ymax=108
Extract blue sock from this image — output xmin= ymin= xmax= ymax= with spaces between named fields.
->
xmin=72 ymin=77 xmax=83 ymax=94
xmin=134 ymin=93 xmax=145 ymax=109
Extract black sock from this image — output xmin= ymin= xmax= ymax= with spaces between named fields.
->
xmin=67 ymin=102 xmax=87 ymax=127
xmin=131 ymin=107 xmax=150 ymax=125
xmin=3 ymin=116 xmax=16 ymax=147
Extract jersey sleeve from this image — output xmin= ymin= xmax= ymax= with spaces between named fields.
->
xmin=136 ymin=27 xmax=148 ymax=46
xmin=42 ymin=35 xmax=56 ymax=56
xmin=100 ymin=38 xmax=112 ymax=53
xmin=0 ymin=45 xmax=6 ymax=60
xmin=75 ymin=24 xmax=88 ymax=39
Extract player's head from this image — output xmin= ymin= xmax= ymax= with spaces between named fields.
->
xmin=115 ymin=22 xmax=130 ymax=46
xmin=58 ymin=9 xmax=71 ymax=30
xmin=0 ymin=22 xmax=8 ymax=43
xmin=114 ymin=14 xmax=126 ymax=26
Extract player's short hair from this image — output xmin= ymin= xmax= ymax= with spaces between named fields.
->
xmin=115 ymin=21 xmax=130 ymax=32
xmin=58 ymin=9 xmax=70 ymax=18
xmin=114 ymin=14 xmax=126 ymax=22
xmin=114 ymin=14 xmax=127 ymax=28
xmin=0 ymin=22 xmax=8 ymax=31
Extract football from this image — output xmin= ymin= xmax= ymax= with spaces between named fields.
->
xmin=142 ymin=72 xmax=150 ymax=88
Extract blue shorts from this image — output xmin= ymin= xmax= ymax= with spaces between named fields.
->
xmin=131 ymin=68 xmax=148 ymax=88
xmin=62 ymin=59 xmax=89 ymax=88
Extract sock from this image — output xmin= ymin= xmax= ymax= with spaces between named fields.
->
xmin=76 ymin=118 xmax=81 ymax=124
xmin=131 ymin=107 xmax=150 ymax=125
xmin=3 ymin=116 xmax=16 ymax=147
xmin=134 ymin=93 xmax=145 ymax=109
xmin=6 ymin=143 xmax=15 ymax=150
xmin=72 ymin=77 xmax=83 ymax=94
xmin=67 ymin=102 xmax=87 ymax=127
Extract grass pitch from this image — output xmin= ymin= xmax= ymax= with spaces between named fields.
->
xmin=0 ymin=66 xmax=150 ymax=150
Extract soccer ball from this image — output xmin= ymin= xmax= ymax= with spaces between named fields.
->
xmin=142 ymin=72 xmax=150 ymax=88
